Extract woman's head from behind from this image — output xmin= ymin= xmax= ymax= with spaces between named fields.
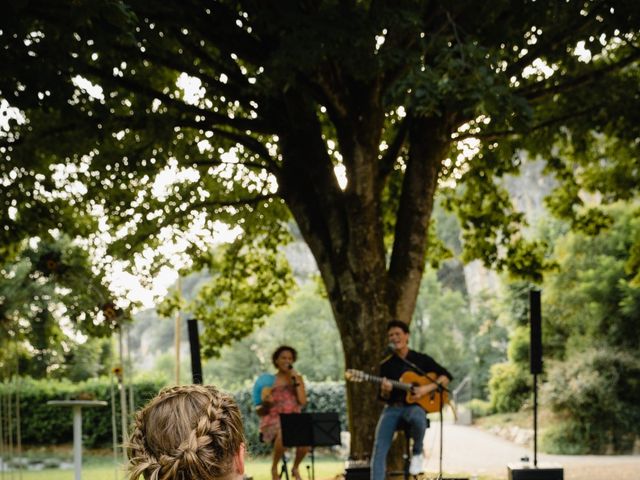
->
xmin=127 ymin=384 xmax=245 ymax=480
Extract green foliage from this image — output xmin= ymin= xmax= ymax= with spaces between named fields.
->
xmin=488 ymin=204 xmax=640 ymax=452
xmin=443 ymin=177 xmax=551 ymax=282
xmin=506 ymin=326 xmax=530 ymax=366
xmin=411 ymin=269 xmax=473 ymax=381
xmin=194 ymin=238 xmax=295 ymax=358
xmin=542 ymin=349 xmax=640 ymax=454
xmin=1 ymin=0 xmax=638 ymax=332
xmin=139 ymin=281 xmax=344 ymax=390
xmin=627 ymin=236 xmax=640 ymax=287
xmin=488 ymin=362 xmax=531 ymax=413
xmin=411 ymin=268 xmax=509 ymax=400
xmin=202 ymin=281 xmax=344 ymax=389
xmin=0 ymin=236 xmax=122 ymax=379
xmin=467 ymin=398 xmax=494 ymax=418
xmin=0 ymin=377 xmax=165 ymax=448
xmin=0 ymin=377 xmax=346 ymax=455
xmin=483 ymin=279 xmax=541 ymax=412
xmin=158 ymin=226 xmax=297 ymax=358
xmin=59 ymin=337 xmax=114 ymax=382
xmin=540 ymin=422 xmax=594 ymax=455
xmin=2 ymin=1 xmax=640 ymax=455
xmin=468 ymin=292 xmax=509 ymax=400
xmin=544 ymin=205 xmax=640 ymax=356
xmin=544 ymin=132 xmax=640 ymax=235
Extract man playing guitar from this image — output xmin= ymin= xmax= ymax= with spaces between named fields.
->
xmin=371 ymin=320 xmax=452 ymax=480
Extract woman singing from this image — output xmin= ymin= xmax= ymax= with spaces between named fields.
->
xmin=258 ymin=345 xmax=309 ymax=480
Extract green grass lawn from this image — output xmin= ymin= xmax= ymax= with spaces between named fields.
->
xmin=10 ymin=452 xmax=501 ymax=480
xmin=246 ymin=455 xmax=345 ymax=480
xmin=9 ymin=454 xmax=346 ymax=480
xmin=10 ymin=456 xmax=502 ymax=480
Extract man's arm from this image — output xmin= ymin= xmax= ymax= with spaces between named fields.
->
xmin=410 ymin=374 xmax=449 ymax=399
xmin=380 ymin=378 xmax=392 ymax=399
xmin=409 ymin=353 xmax=452 ymax=400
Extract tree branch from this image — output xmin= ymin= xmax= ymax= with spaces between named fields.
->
xmin=192 ymin=158 xmax=278 ymax=175
xmin=378 ymin=117 xmax=409 ymax=181
xmin=454 ymin=105 xmax=598 ymax=142
xmin=518 ymin=50 xmax=640 ymax=102
xmin=113 ymin=41 xmax=257 ymax=108
xmin=387 ymin=116 xmax=449 ymax=320
xmin=504 ymin=1 xmax=608 ymax=79
xmin=175 ymin=118 xmax=280 ymax=173
xmin=83 ymin=63 xmax=273 ymax=133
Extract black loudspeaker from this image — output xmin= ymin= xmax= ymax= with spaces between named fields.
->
xmin=529 ymin=290 xmax=542 ymax=374
xmin=508 ymin=464 xmax=563 ymax=479
xmin=187 ymin=319 xmax=203 ymax=384
xmin=344 ymin=466 xmax=370 ymax=480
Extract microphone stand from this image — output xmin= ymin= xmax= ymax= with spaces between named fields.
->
xmin=389 ymin=350 xmax=451 ymax=480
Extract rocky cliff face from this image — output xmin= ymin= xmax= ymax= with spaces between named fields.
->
xmin=504 ymin=156 xmax=557 ymax=230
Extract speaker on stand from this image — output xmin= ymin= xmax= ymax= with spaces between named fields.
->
xmin=507 ymin=290 xmax=563 ymax=480
xmin=187 ymin=318 xmax=203 ymax=384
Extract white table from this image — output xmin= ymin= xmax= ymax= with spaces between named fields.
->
xmin=47 ymin=400 xmax=108 ymax=480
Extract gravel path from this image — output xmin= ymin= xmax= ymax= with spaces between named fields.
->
xmin=421 ymin=422 xmax=640 ymax=480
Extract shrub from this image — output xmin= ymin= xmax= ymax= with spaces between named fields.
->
xmin=1 ymin=378 xmax=347 ymax=456
xmin=488 ymin=362 xmax=531 ymax=413
xmin=541 ymin=420 xmax=601 ymax=455
xmin=467 ymin=398 xmax=494 ymax=418
xmin=0 ymin=377 xmax=165 ymax=448
xmin=542 ymin=348 xmax=640 ymax=454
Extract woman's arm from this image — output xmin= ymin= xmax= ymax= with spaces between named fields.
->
xmin=290 ymin=369 xmax=307 ymax=406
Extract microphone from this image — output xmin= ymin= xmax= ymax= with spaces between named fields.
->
xmin=385 ymin=343 xmax=396 ymax=355
xmin=289 ymin=364 xmax=299 ymax=387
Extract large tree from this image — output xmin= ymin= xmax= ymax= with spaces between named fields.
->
xmin=0 ymin=236 xmax=117 ymax=378
xmin=2 ymin=1 xmax=639 ymax=456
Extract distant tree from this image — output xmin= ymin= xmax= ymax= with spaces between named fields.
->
xmin=412 ymin=268 xmax=471 ymax=380
xmin=544 ymin=204 xmax=640 ymax=356
xmin=412 ymin=268 xmax=509 ymax=399
xmin=2 ymin=1 xmax=640 ymax=455
xmin=0 ymin=236 xmax=118 ymax=379
xmin=201 ymin=281 xmax=343 ymax=390
xmin=543 ymin=348 xmax=640 ymax=454
xmin=157 ymin=232 xmax=296 ymax=356
xmin=468 ymin=291 xmax=509 ymax=400
xmin=488 ymin=203 xmax=640 ymax=430
xmin=61 ymin=337 xmax=113 ymax=382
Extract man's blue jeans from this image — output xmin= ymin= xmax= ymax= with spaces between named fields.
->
xmin=370 ymin=404 xmax=427 ymax=480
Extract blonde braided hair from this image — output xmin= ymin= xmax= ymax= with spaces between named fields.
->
xmin=127 ymin=384 xmax=245 ymax=480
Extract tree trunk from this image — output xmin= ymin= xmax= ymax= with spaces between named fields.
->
xmin=275 ymin=92 xmax=450 ymax=462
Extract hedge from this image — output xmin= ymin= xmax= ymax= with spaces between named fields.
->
xmin=0 ymin=377 xmax=165 ymax=448
xmin=0 ymin=378 xmax=347 ymax=455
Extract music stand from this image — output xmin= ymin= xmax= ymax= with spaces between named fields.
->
xmin=281 ymin=412 xmax=341 ymax=480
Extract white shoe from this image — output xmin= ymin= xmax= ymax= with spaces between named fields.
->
xmin=409 ymin=454 xmax=424 ymax=475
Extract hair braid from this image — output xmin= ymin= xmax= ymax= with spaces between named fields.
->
xmin=126 ymin=384 xmax=245 ymax=480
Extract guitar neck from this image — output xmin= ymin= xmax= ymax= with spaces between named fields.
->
xmin=357 ymin=372 xmax=413 ymax=392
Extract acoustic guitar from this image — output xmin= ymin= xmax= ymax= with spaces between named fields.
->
xmin=344 ymin=369 xmax=449 ymax=413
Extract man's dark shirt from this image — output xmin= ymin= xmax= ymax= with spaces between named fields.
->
xmin=379 ymin=350 xmax=453 ymax=405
